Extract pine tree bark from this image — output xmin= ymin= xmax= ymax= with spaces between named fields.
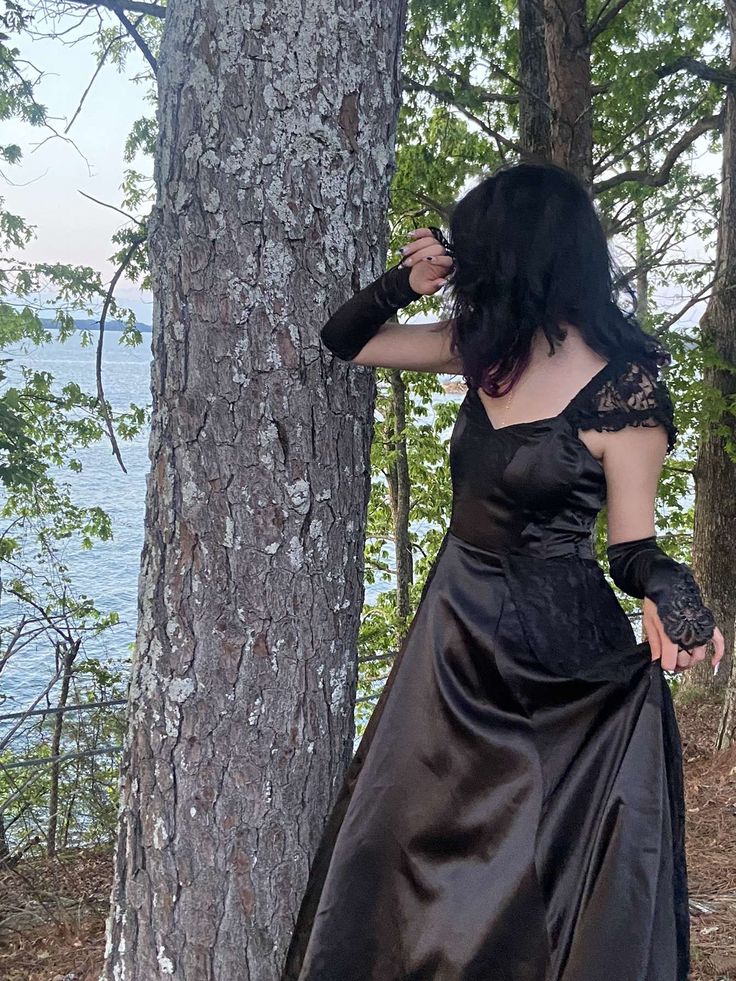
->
xmin=543 ymin=0 xmax=593 ymax=185
xmin=690 ymin=0 xmax=736 ymax=735
xmin=518 ymin=0 xmax=552 ymax=159
xmin=102 ymin=1 xmax=410 ymax=977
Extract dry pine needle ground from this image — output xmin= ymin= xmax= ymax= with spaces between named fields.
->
xmin=0 ymin=685 xmax=734 ymax=980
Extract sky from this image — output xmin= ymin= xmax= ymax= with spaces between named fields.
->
xmin=4 ymin=12 xmax=724 ymax=332
xmin=6 ymin=13 xmax=155 ymax=323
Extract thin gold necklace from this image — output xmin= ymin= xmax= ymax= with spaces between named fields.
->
xmin=502 ymin=384 xmax=515 ymax=426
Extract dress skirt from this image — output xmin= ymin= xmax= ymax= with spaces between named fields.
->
xmin=281 ymin=529 xmax=689 ymax=981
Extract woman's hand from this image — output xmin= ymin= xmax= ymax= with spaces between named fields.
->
xmin=643 ymin=596 xmax=725 ymax=674
xmin=397 ymin=227 xmax=454 ymax=296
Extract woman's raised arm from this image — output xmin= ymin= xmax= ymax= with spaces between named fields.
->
xmin=349 ymin=317 xmax=463 ymax=373
xmin=320 ymin=228 xmax=460 ymax=373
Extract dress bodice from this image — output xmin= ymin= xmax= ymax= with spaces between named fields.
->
xmin=447 ymin=353 xmax=677 ymax=558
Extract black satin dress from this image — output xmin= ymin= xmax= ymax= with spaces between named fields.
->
xmin=282 ymin=354 xmax=688 ymax=981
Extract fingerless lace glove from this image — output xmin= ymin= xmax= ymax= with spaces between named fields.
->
xmin=606 ymin=536 xmax=716 ymax=651
xmin=320 ymin=261 xmax=422 ymax=362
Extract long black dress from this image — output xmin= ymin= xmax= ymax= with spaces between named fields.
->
xmin=282 ymin=353 xmax=688 ymax=981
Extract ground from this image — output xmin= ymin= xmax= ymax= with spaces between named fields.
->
xmin=678 ymin=685 xmax=736 ymax=981
xmin=0 ymin=686 xmax=734 ymax=980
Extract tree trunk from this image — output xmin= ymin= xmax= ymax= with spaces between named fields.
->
xmin=518 ymin=0 xmax=552 ymax=159
xmin=634 ymin=196 xmax=650 ymax=328
xmin=102 ymin=1 xmax=410 ymax=977
xmin=691 ymin=0 xmax=736 ymax=738
xmin=387 ymin=369 xmax=413 ymax=623
xmin=0 ymin=813 xmax=7 ymax=864
xmin=543 ymin=0 xmax=593 ymax=185
xmin=46 ymin=640 xmax=78 ymax=858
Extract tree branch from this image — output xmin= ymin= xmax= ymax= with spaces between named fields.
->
xmin=401 ymin=73 xmax=518 ymax=107
xmin=107 ymin=0 xmax=158 ymax=73
xmin=656 ymin=278 xmax=715 ymax=333
xmin=414 ymin=192 xmax=452 ymax=222
xmin=402 ymin=78 xmax=523 ymax=156
xmin=66 ymin=0 xmax=165 ymax=18
xmin=593 ymin=112 xmax=723 ymax=194
xmin=95 ymin=232 xmax=148 ymax=474
xmin=588 ymin=0 xmax=637 ymax=42
xmin=594 ymin=109 xmax=692 ymax=177
xmin=78 ymin=190 xmax=144 ymax=226
xmin=66 ymin=26 xmax=130 ymax=133
xmin=656 ymin=56 xmax=736 ymax=91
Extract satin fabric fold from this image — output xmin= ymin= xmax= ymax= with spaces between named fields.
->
xmin=282 ymin=373 xmax=688 ymax=981
xmin=282 ymin=532 xmax=688 ymax=981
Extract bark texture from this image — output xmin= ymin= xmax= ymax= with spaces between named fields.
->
xmin=102 ymin=1 xmax=409 ymax=977
xmin=518 ymin=0 xmax=552 ymax=159
xmin=387 ymin=368 xmax=413 ymax=623
xmin=543 ymin=0 xmax=593 ymax=185
xmin=692 ymin=0 xmax=736 ymax=732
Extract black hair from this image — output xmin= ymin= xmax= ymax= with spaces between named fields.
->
xmin=442 ymin=159 xmax=670 ymax=396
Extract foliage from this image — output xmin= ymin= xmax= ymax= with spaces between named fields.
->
xmin=354 ymin=0 xmax=731 ymax=734
xmin=1 ymin=0 xmax=731 ymax=757
xmin=0 ymin=654 xmax=129 ymax=855
xmin=0 ymin=1 xmax=159 ymax=851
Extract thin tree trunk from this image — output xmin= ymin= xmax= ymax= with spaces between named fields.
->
xmin=389 ymin=369 xmax=413 ymax=623
xmin=634 ymin=196 xmax=650 ymax=327
xmin=544 ymin=0 xmax=593 ymax=185
xmin=46 ymin=640 xmax=78 ymax=858
xmin=518 ymin=0 xmax=552 ymax=159
xmin=692 ymin=0 xmax=736 ymax=739
xmin=102 ymin=1 xmax=410 ymax=978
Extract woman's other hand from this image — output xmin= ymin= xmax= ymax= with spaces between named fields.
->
xmin=643 ymin=596 xmax=725 ymax=675
xmin=397 ymin=227 xmax=455 ymax=296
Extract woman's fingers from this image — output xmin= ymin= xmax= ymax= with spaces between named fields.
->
xmin=407 ymin=227 xmax=436 ymax=242
xmin=398 ymin=244 xmax=454 ymax=295
xmin=643 ymin=602 xmax=662 ymax=664
xmin=642 ymin=598 xmax=723 ymax=676
xmin=399 ymin=255 xmax=453 ymax=295
xmin=402 ymin=253 xmax=454 ymax=271
xmin=660 ymin=636 xmax=680 ymax=672
xmin=400 ymin=243 xmax=450 ymax=265
xmin=687 ymin=643 xmax=707 ymax=664
xmin=711 ymin=626 xmax=725 ymax=671
xmin=399 ymin=230 xmax=452 ymax=262
xmin=647 ymin=629 xmax=662 ymax=664
xmin=398 ymin=235 xmax=437 ymax=259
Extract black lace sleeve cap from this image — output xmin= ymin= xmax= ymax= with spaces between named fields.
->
xmin=569 ymin=357 xmax=678 ymax=454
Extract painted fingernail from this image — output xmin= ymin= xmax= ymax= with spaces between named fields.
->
xmin=397 ymin=247 xmax=406 ymax=254
xmin=426 ymin=256 xmax=434 ymax=261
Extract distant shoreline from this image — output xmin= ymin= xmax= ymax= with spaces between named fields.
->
xmin=41 ymin=318 xmax=152 ymax=334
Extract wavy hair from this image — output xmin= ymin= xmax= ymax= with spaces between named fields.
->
xmin=441 ymin=160 xmax=670 ymax=396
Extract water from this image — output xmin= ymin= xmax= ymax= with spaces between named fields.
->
xmin=0 ymin=331 xmax=153 ymax=713
xmin=0 ymin=330 xmax=457 ymax=713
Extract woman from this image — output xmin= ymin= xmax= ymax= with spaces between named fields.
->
xmin=282 ymin=160 xmax=724 ymax=981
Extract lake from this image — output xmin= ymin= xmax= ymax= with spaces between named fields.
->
xmin=0 ymin=329 xmax=458 ymax=713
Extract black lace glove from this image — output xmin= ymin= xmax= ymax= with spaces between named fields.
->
xmin=320 ymin=261 xmax=422 ymax=362
xmin=606 ymin=536 xmax=716 ymax=651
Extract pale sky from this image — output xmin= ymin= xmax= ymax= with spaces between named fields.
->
xmin=6 ymin=15 xmax=155 ymax=323
xmin=5 ymin=13 xmax=723 ymax=331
